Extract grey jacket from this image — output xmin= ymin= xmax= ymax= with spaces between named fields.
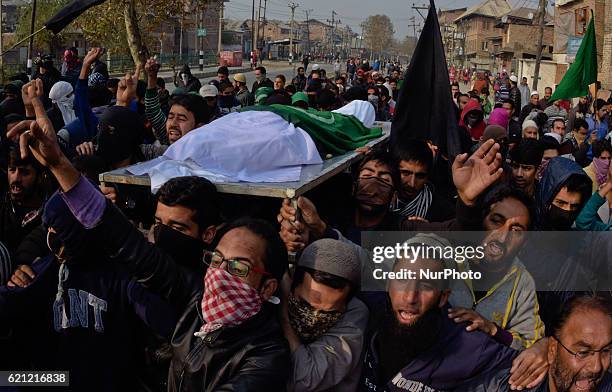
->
xmin=236 ymin=88 xmax=253 ymax=107
xmin=289 ymin=296 xmax=369 ymax=392
xmin=450 ymin=258 xmax=545 ymax=350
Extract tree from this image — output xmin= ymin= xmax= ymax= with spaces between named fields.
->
xmin=360 ymin=15 xmax=394 ymax=57
xmin=398 ymin=35 xmax=417 ymax=56
xmin=16 ymin=0 xmax=71 ymax=54
xmin=75 ymin=0 xmax=189 ymax=68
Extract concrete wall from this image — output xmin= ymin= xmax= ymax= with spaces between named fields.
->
xmin=517 ymin=59 xmax=559 ymax=93
xmin=505 ymin=24 xmax=554 ymax=52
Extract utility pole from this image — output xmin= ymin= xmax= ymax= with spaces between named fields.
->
xmin=251 ymin=0 xmax=255 ymax=55
xmin=255 ymin=0 xmax=261 ymax=61
xmin=326 ymin=10 xmax=336 ymax=58
xmin=303 ymin=9 xmax=312 ymax=54
xmin=179 ymin=13 xmax=184 ymax=58
xmin=217 ymin=1 xmax=224 ymax=56
xmin=532 ymin=0 xmax=546 ymax=91
xmin=27 ymin=0 xmax=37 ymax=78
xmin=412 ymin=3 xmax=428 ymax=20
xmin=262 ymin=0 xmax=268 ymax=58
xmin=288 ymin=2 xmax=298 ymax=64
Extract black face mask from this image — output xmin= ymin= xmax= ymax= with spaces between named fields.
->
xmin=153 ymin=224 xmax=205 ymax=271
xmin=354 ymin=177 xmax=394 ymax=213
xmin=466 ymin=113 xmax=480 ymax=127
xmin=219 ymin=95 xmax=235 ymax=108
xmin=547 ymin=205 xmax=579 ymax=230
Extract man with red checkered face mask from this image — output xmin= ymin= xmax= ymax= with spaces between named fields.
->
xmin=6 ymin=85 xmax=291 ymax=390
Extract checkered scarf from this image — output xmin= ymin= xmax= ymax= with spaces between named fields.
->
xmin=196 ymin=268 xmax=263 ymax=338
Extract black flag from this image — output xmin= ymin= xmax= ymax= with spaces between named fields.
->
xmin=45 ymin=0 xmax=106 ymax=34
xmin=390 ymin=0 xmax=461 ymax=158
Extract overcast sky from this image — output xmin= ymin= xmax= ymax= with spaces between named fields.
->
xmin=223 ymin=0 xmax=541 ymax=40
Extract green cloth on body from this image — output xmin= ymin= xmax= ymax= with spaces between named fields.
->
xmin=241 ymin=104 xmax=383 ymax=158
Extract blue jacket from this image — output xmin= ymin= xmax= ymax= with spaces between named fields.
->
xmin=586 ymin=117 xmax=609 ymax=159
xmin=360 ymin=307 xmax=517 ymax=392
xmin=62 ymin=78 xmax=101 ymax=147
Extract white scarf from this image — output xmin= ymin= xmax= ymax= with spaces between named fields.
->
xmin=49 ymin=81 xmax=76 ymax=125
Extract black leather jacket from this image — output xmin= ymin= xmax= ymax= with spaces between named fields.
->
xmin=89 ymin=202 xmax=290 ymax=391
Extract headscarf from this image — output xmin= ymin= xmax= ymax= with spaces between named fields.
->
xmin=458 ymin=99 xmax=485 ymax=140
xmin=488 ymin=108 xmax=509 ymax=129
xmin=95 ymin=106 xmax=145 ymax=166
xmin=63 ymin=50 xmax=79 ymax=72
xmin=48 ymin=81 xmax=76 ymax=125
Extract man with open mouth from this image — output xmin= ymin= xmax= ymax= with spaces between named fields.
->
xmin=0 ymin=148 xmax=46 ymax=255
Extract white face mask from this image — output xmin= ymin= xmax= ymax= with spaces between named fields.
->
xmin=181 ymin=74 xmax=189 ymax=84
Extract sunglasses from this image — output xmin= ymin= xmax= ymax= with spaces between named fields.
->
xmin=203 ymin=250 xmax=270 ymax=278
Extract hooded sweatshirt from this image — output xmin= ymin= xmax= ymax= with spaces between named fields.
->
xmin=176 ymin=64 xmax=202 ymax=93
xmin=521 ymin=158 xmax=598 ymax=331
xmin=459 ymin=99 xmax=486 ymax=140
xmin=488 ymin=108 xmax=509 ymax=130
xmin=535 ymin=157 xmax=592 ymax=228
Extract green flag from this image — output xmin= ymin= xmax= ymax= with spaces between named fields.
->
xmin=550 ymin=13 xmax=597 ymax=101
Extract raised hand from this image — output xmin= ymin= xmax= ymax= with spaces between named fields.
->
xmin=452 ymin=139 xmax=503 ymax=206
xmin=7 ymin=79 xmax=81 ymax=191
xmin=23 ymin=80 xmax=44 ymax=102
xmin=21 ymin=81 xmax=38 ymax=117
xmin=6 ymin=80 xmax=62 ymax=167
xmin=80 ymin=47 xmax=104 ymax=80
xmin=83 ymin=47 xmax=104 ymax=67
xmin=116 ymin=65 xmax=141 ymax=106
xmin=145 ymin=58 xmax=161 ymax=88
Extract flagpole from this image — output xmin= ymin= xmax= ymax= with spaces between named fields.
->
xmin=27 ymin=0 xmax=38 ymax=78
xmin=0 ymin=26 xmax=46 ymax=57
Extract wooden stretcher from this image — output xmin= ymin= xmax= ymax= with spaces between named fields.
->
xmin=99 ymin=122 xmax=391 ymax=199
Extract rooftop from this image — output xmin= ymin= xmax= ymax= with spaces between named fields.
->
xmin=455 ymin=0 xmax=512 ymax=22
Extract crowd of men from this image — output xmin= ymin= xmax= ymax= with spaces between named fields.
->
xmin=0 ymin=46 xmax=610 ymax=392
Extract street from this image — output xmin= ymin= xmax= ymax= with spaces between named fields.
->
xmin=167 ymin=63 xmax=334 ymax=94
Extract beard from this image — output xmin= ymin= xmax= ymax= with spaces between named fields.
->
xmin=377 ymin=297 xmax=443 ymax=382
xmin=385 ymin=299 xmax=442 ymax=345
xmin=551 ymin=355 xmax=605 ymax=392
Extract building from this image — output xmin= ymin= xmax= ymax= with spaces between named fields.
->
xmin=553 ymin=0 xmax=606 ymax=87
xmin=222 ymin=20 xmax=246 ymax=53
xmin=491 ymin=7 xmax=554 ymax=73
xmin=454 ymin=0 xmax=512 ymax=68
xmin=438 ymin=7 xmax=467 ymax=65
xmin=150 ymin=0 xmax=225 ymax=62
xmin=604 ymin=0 xmax=612 ymax=89
xmin=2 ymin=0 xmax=27 ymax=33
